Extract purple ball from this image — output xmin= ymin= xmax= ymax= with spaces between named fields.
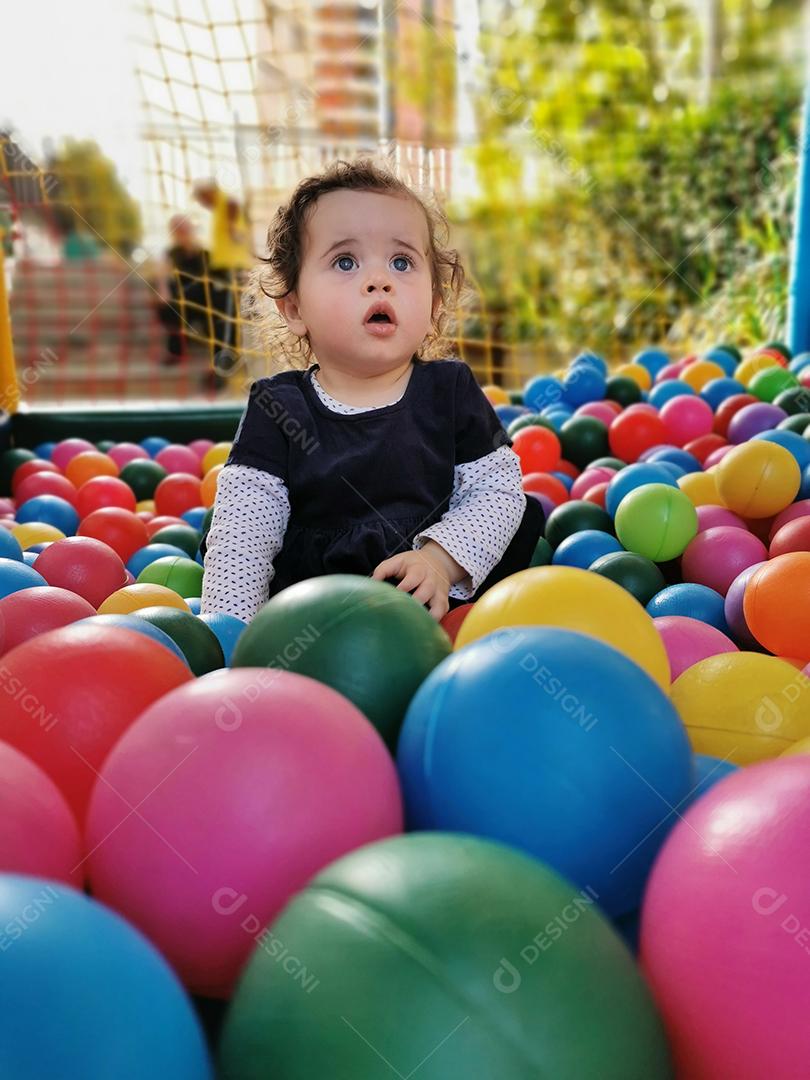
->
xmin=527 ymin=491 xmax=556 ymax=520
xmin=723 ymin=561 xmax=767 ymax=648
xmin=727 ymin=402 xmax=788 ymax=444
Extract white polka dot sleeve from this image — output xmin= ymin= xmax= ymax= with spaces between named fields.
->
xmin=200 ymin=463 xmax=290 ymax=622
xmin=413 ymin=445 xmax=525 ymax=600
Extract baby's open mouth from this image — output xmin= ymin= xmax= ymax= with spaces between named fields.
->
xmin=367 ymin=312 xmax=391 ymax=323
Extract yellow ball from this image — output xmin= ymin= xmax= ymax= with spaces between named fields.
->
xmin=715 ymin=441 xmax=800 ymax=518
xmin=11 ymin=523 xmax=66 ymax=549
xmin=677 ymin=470 xmax=724 ymax=508
xmin=201 ymin=442 xmax=232 ymax=474
xmin=680 ymin=360 xmax=725 ymax=392
xmin=614 ymin=363 xmax=652 ymax=390
xmin=672 ymin=652 xmax=810 ymax=764
xmin=98 ymin=584 xmax=191 ymax=615
xmin=482 ymin=384 xmax=510 ymax=406
xmin=736 ymin=353 xmax=781 ymax=386
xmin=782 ymin=733 xmax=810 ymax=757
xmin=454 ymin=566 xmax=670 ymax=690
xmin=136 ymin=500 xmax=156 ymax=513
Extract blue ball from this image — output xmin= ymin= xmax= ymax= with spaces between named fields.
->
xmin=0 ymin=529 xmax=23 ymax=562
xmin=523 ymin=376 xmax=563 ymax=412
xmin=27 ymin=542 xmax=54 ymax=555
xmin=788 ymin=351 xmax=810 ymax=374
xmin=562 ymin=365 xmax=606 ymax=407
xmin=549 ymin=471 xmax=574 ymax=491
xmin=493 ymin=404 xmax=527 ymax=427
xmin=181 ymin=507 xmax=209 ymax=531
xmin=74 ymin=614 xmax=190 ymax=667
xmin=572 ymin=351 xmax=608 ymax=375
xmin=541 ymin=407 xmax=574 ymax=430
xmin=605 ymin=463 xmax=678 ymax=517
xmin=552 ymin=529 xmax=624 ymax=569
xmin=33 ymin=441 xmax=57 ymax=461
xmin=397 ymin=627 xmax=692 ymax=917
xmin=655 ymin=462 xmax=686 ymax=480
xmin=633 ymin=348 xmax=670 ymax=379
xmin=753 ymin=429 xmax=810 ymax=472
xmin=198 ymin=612 xmax=247 ymax=666
xmin=140 ymin=436 xmax=171 ymax=458
xmin=648 ymin=380 xmax=695 ymax=408
xmin=700 ymin=377 xmax=745 ymax=410
xmin=800 ymin=463 xmax=810 ymax=500
xmin=185 ymin=597 xmax=202 ymax=614
xmin=703 ymin=348 xmax=739 ymax=377
xmin=0 ymin=874 xmax=212 ymax=1078
xmin=22 ymin=551 xmax=38 ymax=567
xmin=15 ymin=495 xmax=79 ymax=536
xmin=646 ymin=583 xmax=728 ymax=632
xmin=126 ymin=543 xmax=190 ymax=578
xmin=646 ymin=447 xmax=702 ymax=474
xmin=0 ymin=558 xmax=46 ymax=598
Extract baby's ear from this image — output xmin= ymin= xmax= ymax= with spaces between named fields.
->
xmin=275 ymin=292 xmax=307 ymax=337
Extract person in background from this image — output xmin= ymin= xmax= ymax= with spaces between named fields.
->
xmin=155 ymin=214 xmax=209 ymax=367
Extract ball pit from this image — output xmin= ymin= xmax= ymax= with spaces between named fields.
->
xmin=681 ymin=526 xmax=768 ymax=595
xmin=653 ymin=616 xmax=738 ymax=681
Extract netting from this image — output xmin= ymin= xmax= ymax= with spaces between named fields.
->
xmin=0 ymin=0 xmax=806 ymax=410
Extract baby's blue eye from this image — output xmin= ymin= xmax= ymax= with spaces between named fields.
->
xmin=391 ymin=255 xmax=411 ymax=272
xmin=335 ymin=255 xmax=356 ymax=272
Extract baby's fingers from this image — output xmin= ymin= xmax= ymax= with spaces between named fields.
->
xmin=372 ymin=555 xmax=404 ymax=581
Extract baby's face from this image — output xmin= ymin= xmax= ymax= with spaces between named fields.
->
xmin=290 ymin=189 xmax=435 ymax=371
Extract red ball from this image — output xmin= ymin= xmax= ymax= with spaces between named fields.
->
xmin=713 ymin=394 xmax=757 ymax=437
xmin=583 ymin=481 xmax=609 ymax=507
xmin=0 ymin=624 xmax=192 ymax=822
xmin=608 ymin=410 xmax=669 ymax=463
xmin=77 ymin=509 xmax=149 ymax=563
xmin=34 ymin=536 xmax=128 ymax=608
xmin=76 ymin=476 xmax=137 ymax=518
xmin=154 ymin=473 xmax=203 ymax=518
xmin=512 ymin=427 xmax=561 ymax=475
xmin=555 ymin=459 xmax=581 ymax=480
xmin=770 ymin=517 xmax=810 ymax=558
xmin=11 ymin=459 xmax=61 ymax=495
xmin=14 ymin=472 xmax=78 ymax=508
xmin=0 ymin=586 xmax=95 ymax=655
xmin=522 ymin=472 xmax=569 ymax=505
xmin=440 ymin=603 xmax=473 ymax=645
xmin=145 ymin=515 xmax=188 ymax=538
xmin=684 ymin=433 xmax=729 ymax=465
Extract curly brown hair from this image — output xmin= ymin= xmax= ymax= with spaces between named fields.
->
xmin=245 ymin=157 xmax=467 ymax=368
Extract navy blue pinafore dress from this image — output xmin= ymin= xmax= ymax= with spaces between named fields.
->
xmin=219 ymin=358 xmax=543 ymax=601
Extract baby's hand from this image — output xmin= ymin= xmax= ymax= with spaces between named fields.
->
xmin=373 ymin=543 xmax=459 ymax=621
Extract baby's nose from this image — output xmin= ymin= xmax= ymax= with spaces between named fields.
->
xmin=365 ymin=277 xmax=392 ymax=292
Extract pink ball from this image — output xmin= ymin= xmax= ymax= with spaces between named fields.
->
xmin=0 ymin=498 xmax=14 ymax=516
xmin=769 ymin=498 xmax=810 ymax=542
xmin=660 ymin=396 xmax=714 ymax=447
xmin=642 ymin=756 xmax=810 ymax=1079
xmin=703 ymin=445 xmax=735 ymax=467
xmin=575 ymin=402 xmax=617 ymax=425
xmin=107 ymin=442 xmax=149 ymax=469
xmin=0 ymin=586 xmax=96 ymax=656
xmin=85 ymin=668 xmax=403 ymax=997
xmin=155 ymin=444 xmax=202 ymax=477
xmin=51 ymin=438 xmax=96 ymax=471
xmin=681 ymin=526 xmax=768 ymax=596
xmin=656 ymin=361 xmax=688 ymax=383
xmin=188 ymin=439 xmax=214 ymax=461
xmin=0 ymin=742 xmax=82 ymax=886
xmin=653 ymin=615 xmax=738 ymax=681
xmin=570 ymin=466 xmax=615 ymax=500
xmin=695 ymin=505 xmax=749 ymax=534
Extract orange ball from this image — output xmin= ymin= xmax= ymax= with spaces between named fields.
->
xmin=744 ymin=552 xmax=810 ymax=659
xmin=201 ymin=465 xmax=223 ymax=508
xmin=522 ymin=473 xmax=569 ymax=506
xmin=65 ymin=451 xmax=119 ymax=487
xmin=482 ymin=384 xmax=510 ymax=405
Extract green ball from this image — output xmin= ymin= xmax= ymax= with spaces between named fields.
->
xmin=1 ymin=448 xmax=36 ymax=496
xmin=559 ymin=416 xmax=610 ymax=470
xmin=95 ymin=440 xmax=116 ymax=453
xmin=530 ymin=536 xmax=553 ymax=566
xmin=119 ymin=459 xmax=168 ymax=501
xmin=748 ymin=366 xmax=798 ymax=403
xmin=149 ymin=525 xmax=201 ymax=559
xmin=232 ymin=575 xmax=451 ymax=749
xmin=763 ymin=339 xmax=792 ymax=361
xmin=605 ymin=376 xmax=641 ymax=407
xmin=219 ymin=834 xmax=672 ymax=1080
xmin=508 ymin=389 xmax=524 ymax=405
xmin=507 ymin=414 xmax=554 ymax=438
xmin=773 ymin=386 xmax=810 ymax=416
xmin=133 ymin=606 xmax=224 ymax=676
xmin=590 ymin=551 xmax=666 ymax=607
xmin=591 ymin=456 xmax=627 ymax=471
xmin=615 ymin=483 xmax=698 ymax=561
xmin=544 ymin=501 xmax=614 ymax=550
xmin=137 ymin=556 xmax=205 ymax=598
xmin=714 ymin=341 xmax=742 ymax=363
xmin=778 ymin=412 xmax=810 ymax=433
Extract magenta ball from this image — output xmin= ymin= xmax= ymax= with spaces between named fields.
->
xmin=704 ymin=445 xmax=735 ymax=467
xmin=108 ymin=442 xmax=149 ymax=469
xmin=188 ymin=439 xmax=214 ymax=461
xmin=0 ymin=741 xmax=82 ymax=886
xmin=653 ymin=615 xmax=738 ymax=681
xmin=695 ymin=506 xmax=749 ymax=534
xmin=657 ymin=361 xmax=688 ymax=383
xmin=51 ymin=439 xmax=96 ymax=471
xmin=727 ymin=402 xmax=788 ymax=444
xmin=681 ymin=526 xmax=768 ymax=596
xmin=85 ymin=668 xmax=403 ymax=997
xmin=575 ymin=402 xmax=616 ymax=425
xmin=660 ymin=396 xmax=714 ymax=447
xmin=642 ymin=757 xmax=810 ymax=1079
xmin=0 ymin=499 xmax=14 ymax=515
xmin=769 ymin=498 xmax=810 ymax=543
xmin=155 ymin=444 xmax=202 ymax=477
xmin=570 ymin=467 xmax=615 ymax=500
xmin=723 ymin=561 xmax=767 ymax=647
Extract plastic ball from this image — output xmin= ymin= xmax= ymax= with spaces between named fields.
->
xmin=15 ymin=470 xmax=78 ymax=508
xmin=33 ymin=536 xmax=127 ymax=608
xmin=523 ymin=375 xmax=564 ymax=411
xmin=76 ymin=476 xmax=138 ymax=518
xmin=233 ymin=575 xmax=451 ymax=749
xmin=221 ymin=833 xmax=671 ymax=1080
xmin=744 ymin=553 xmax=810 ymax=658
xmin=550 ymin=529 xmax=622 ymax=570
xmin=200 ymin=465 xmax=222 ymax=507
xmin=748 ymin=365 xmax=798 ymax=402
xmin=723 ymin=562 xmax=766 ymax=648
xmin=737 ymin=352 xmax=785 ymax=385
xmin=64 ymin=451 xmax=118 ymax=488
xmin=671 ymin=652 xmax=810 ymax=762
xmin=75 ymin=613 xmax=189 ymax=667
xmin=574 ymin=401 xmax=617 ymax=425
xmin=608 ymin=409 xmax=668 ymax=464
xmin=11 ymin=458 xmax=61 ymax=493
xmin=653 ymin=616 xmax=738 ymax=681
xmin=712 ymin=392 xmax=756 ymax=437
xmin=188 ymin=438 xmax=214 ymax=461
xmin=482 ymin=384 xmax=509 ymax=405
xmin=0 ymin=529 xmax=23 ymax=563
xmin=676 ymin=470 xmax=722 ymax=507
xmin=148 ymin=523 xmax=200 ymax=556
xmin=770 ymin=516 xmax=810 ymax=556
xmin=399 ymin=628 xmax=689 ymax=915
xmin=753 ymin=428 xmax=810 ymax=472
xmin=181 ymin=507 xmax=208 ymax=531
xmin=50 ymin=439 xmax=96 ymax=471
xmin=140 ymin=436 xmax=171 ymax=457
xmin=646 ymin=583 xmax=728 ymax=631
xmin=529 ymin=535 xmax=553 ymax=566
xmin=0 ymin=558 xmax=49 ymax=600
xmin=77 ymin=508 xmax=149 ymax=562
xmin=137 ymin=555 xmax=204 ymax=598
xmin=774 ymin=385 xmax=810 ymax=414
xmin=648 ymin=380 xmax=694 ymax=408
xmin=614 ymin=362 xmax=652 ymax=390
xmin=727 ymin=402 xmax=788 ymax=443
xmin=558 ymin=416 xmax=609 ymax=469
xmin=12 ymin=523 xmax=66 ymax=549
xmin=634 ymin=347 xmax=671 ymax=377
xmin=562 ymin=364 xmax=607 ymax=405
xmin=197 ymin=612 xmax=247 ymax=666
xmin=119 ymin=459 xmax=168 ymax=502
xmin=695 ymin=505 xmax=748 ymax=533
xmin=681 ymin=360 xmax=725 ymax=392
xmin=590 ymin=551 xmax=666 ymax=606
xmin=85 ymin=668 xmax=402 ymax=998
xmin=605 ymin=463 xmax=677 ymax=517
xmin=107 ymin=442 xmax=149 ymax=469
xmin=769 ymin=497 xmax=810 ymax=540
xmin=522 ymin=472 xmax=569 ymax=505
xmin=615 ymin=484 xmax=697 ymax=561
xmin=512 ymin=426 xmax=561 ymax=474
xmin=455 ymin=566 xmax=670 ymax=690
xmin=153 ymin=473 xmax=204 ymax=518
xmin=715 ymin=441 xmax=800 ymax=517
xmin=659 ymin=396 xmax=713 ymax=447
xmin=0 ymin=586 xmax=95 ymax=655
xmin=130 ymin=606 xmax=223 ymax=675
xmin=0 ymin=624 xmax=192 ymax=821
xmin=681 ymin=526 xmax=767 ymax=596
xmin=16 ymin=494 xmax=79 ymax=535
xmin=605 ymin=375 xmax=642 ymax=407
xmin=155 ymin=444 xmax=202 ymax=477
xmin=646 ymin=447 xmax=701 ymax=473
xmin=699 ymin=377 xmax=745 ymax=410
xmin=544 ymin=500 xmax=614 ymax=548
xmin=98 ymin=583 xmax=191 ymax=615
